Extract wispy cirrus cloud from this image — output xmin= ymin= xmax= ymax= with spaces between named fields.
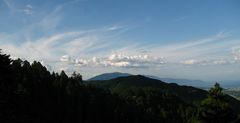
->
xmin=1 ymin=0 xmax=146 ymax=73
xmin=3 ymin=0 xmax=15 ymax=11
xmin=23 ymin=4 xmax=34 ymax=15
xmin=152 ymin=32 xmax=228 ymax=53
xmin=179 ymin=47 xmax=240 ymax=66
xmin=3 ymin=0 xmax=34 ymax=15
xmin=173 ymin=16 xmax=188 ymax=22
xmin=180 ymin=59 xmax=231 ymax=66
xmin=1 ymin=27 xmax=122 ymax=60
xmin=150 ymin=32 xmax=240 ymax=61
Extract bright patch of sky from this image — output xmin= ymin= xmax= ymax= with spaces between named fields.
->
xmin=0 ymin=0 xmax=240 ymax=81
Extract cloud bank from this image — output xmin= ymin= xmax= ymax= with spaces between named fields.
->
xmin=60 ymin=54 xmax=166 ymax=68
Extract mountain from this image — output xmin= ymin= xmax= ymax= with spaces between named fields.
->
xmin=88 ymin=75 xmax=205 ymax=122
xmin=89 ymin=72 xmax=240 ymax=89
xmin=89 ymin=75 xmax=206 ymax=103
xmin=88 ymin=75 xmax=240 ymax=111
xmin=88 ymin=72 xmax=131 ymax=81
xmin=89 ymin=72 xmax=211 ymax=87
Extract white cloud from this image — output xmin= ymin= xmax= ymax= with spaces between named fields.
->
xmin=3 ymin=30 xmax=239 ymax=73
xmin=60 ymin=53 xmax=166 ymax=68
xmin=60 ymin=55 xmax=71 ymax=62
xmin=180 ymin=58 xmax=230 ymax=66
xmin=232 ymin=48 xmax=240 ymax=61
xmin=3 ymin=0 xmax=34 ymax=15
xmin=1 ymin=24 xmax=142 ymax=72
xmin=151 ymin=32 xmax=230 ymax=60
xmin=212 ymin=59 xmax=228 ymax=65
xmin=161 ymin=32 xmax=227 ymax=51
xmin=26 ymin=4 xmax=32 ymax=9
xmin=2 ymin=31 xmax=94 ymax=60
xmin=105 ymin=25 xmax=123 ymax=31
xmin=104 ymin=54 xmax=166 ymax=68
xmin=23 ymin=4 xmax=34 ymax=15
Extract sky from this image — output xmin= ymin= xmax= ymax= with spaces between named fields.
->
xmin=0 ymin=0 xmax=240 ymax=81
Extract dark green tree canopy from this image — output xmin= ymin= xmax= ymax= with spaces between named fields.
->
xmin=199 ymin=83 xmax=237 ymax=123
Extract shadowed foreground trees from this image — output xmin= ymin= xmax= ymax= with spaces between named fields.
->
xmin=0 ymin=50 xmax=240 ymax=123
xmin=0 ymin=50 xmax=155 ymax=123
xmin=199 ymin=83 xmax=239 ymax=123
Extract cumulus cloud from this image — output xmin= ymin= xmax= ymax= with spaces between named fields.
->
xmin=60 ymin=55 xmax=71 ymax=62
xmin=104 ymin=54 xmax=166 ymax=68
xmin=60 ymin=53 xmax=166 ymax=68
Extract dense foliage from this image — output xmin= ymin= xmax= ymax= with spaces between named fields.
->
xmin=0 ymin=50 xmax=150 ymax=123
xmin=0 ymin=50 xmax=240 ymax=123
xmin=199 ymin=83 xmax=239 ymax=123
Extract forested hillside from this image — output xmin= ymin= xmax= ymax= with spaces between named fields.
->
xmin=0 ymin=50 xmax=240 ymax=123
xmin=88 ymin=75 xmax=240 ymax=111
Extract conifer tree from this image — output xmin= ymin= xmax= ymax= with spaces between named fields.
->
xmin=0 ymin=49 xmax=13 ymax=92
xmin=199 ymin=83 xmax=237 ymax=123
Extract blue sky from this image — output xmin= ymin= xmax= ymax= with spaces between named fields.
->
xmin=0 ymin=0 xmax=240 ymax=81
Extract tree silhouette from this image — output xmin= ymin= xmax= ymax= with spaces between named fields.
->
xmin=0 ymin=49 xmax=13 ymax=92
xmin=199 ymin=83 xmax=237 ymax=123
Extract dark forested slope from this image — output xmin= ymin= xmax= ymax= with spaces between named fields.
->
xmin=88 ymin=75 xmax=240 ymax=113
xmin=1 ymin=49 xmax=240 ymax=123
xmin=89 ymin=75 xmax=208 ymax=103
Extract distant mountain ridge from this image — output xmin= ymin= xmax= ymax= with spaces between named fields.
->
xmin=88 ymin=72 xmax=240 ymax=88
xmin=88 ymin=72 xmax=211 ymax=87
xmin=88 ymin=72 xmax=132 ymax=81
